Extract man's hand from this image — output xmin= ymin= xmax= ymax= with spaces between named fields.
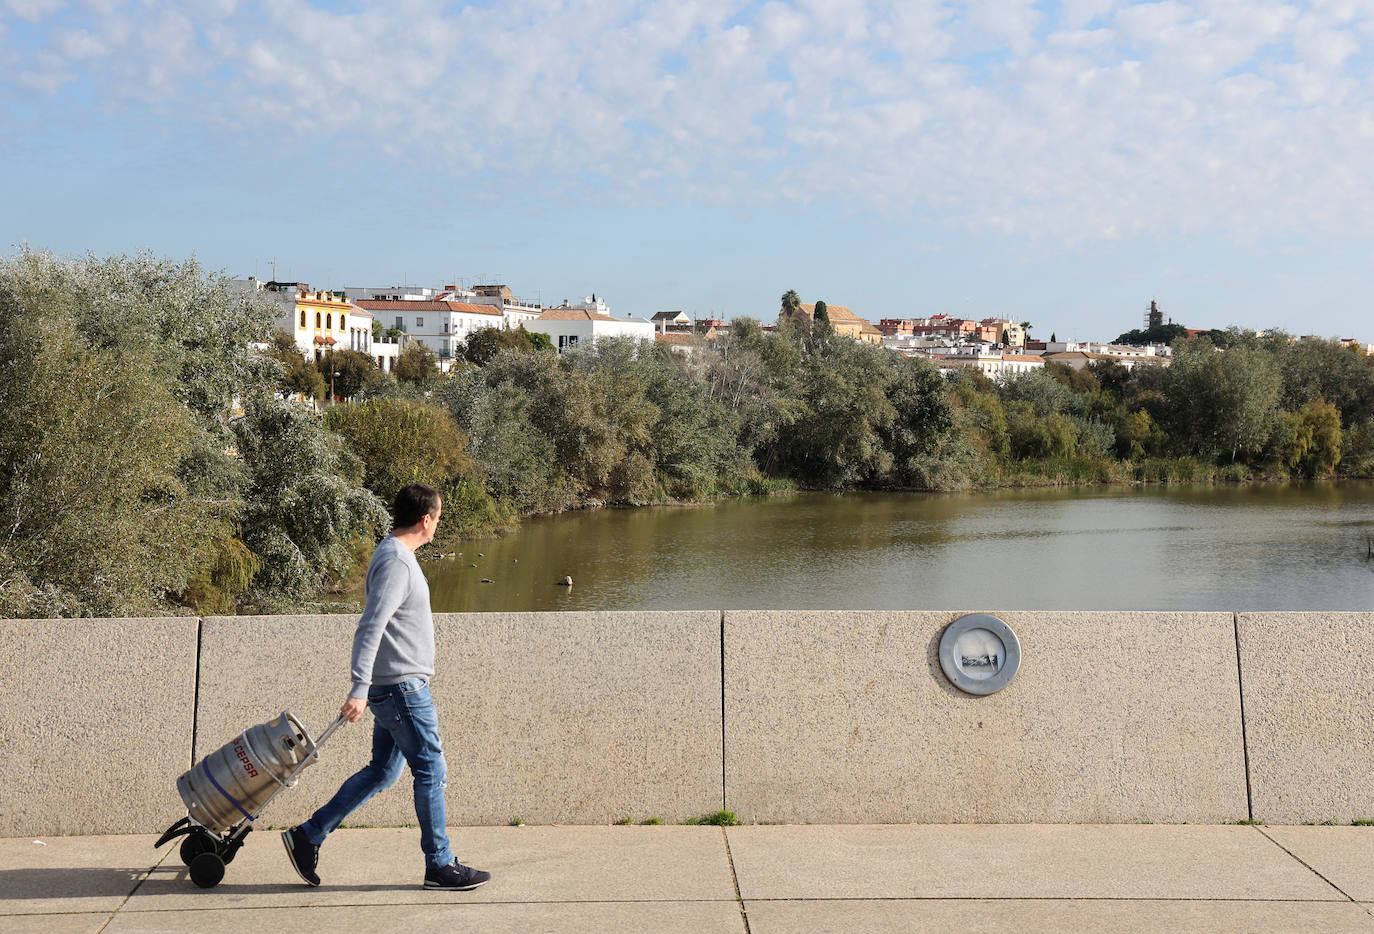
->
xmin=340 ymin=696 xmax=367 ymax=722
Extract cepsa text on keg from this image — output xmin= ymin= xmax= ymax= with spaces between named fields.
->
xmin=234 ymin=741 xmax=259 ymax=778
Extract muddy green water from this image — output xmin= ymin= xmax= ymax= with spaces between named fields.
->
xmin=422 ymin=482 xmax=1374 ymax=612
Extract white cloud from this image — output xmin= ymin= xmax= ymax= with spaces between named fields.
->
xmin=5 ymin=0 xmax=1374 ymax=240
xmin=1 ymin=0 xmax=64 ymax=22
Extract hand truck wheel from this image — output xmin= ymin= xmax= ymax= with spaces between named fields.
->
xmin=189 ymin=851 xmax=226 ymax=889
xmin=179 ymin=830 xmax=216 ymax=866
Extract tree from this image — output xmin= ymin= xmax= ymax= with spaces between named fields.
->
xmin=1277 ymin=337 xmax=1374 ymax=427
xmin=779 ymin=289 xmax=801 ymax=323
xmin=813 ymin=300 xmax=829 ymax=325
xmin=1115 ymin=323 xmax=1187 ymax=346
xmin=0 ymin=249 xmax=276 ymax=616
xmin=461 ymin=325 xmax=546 ymax=366
xmin=324 ymin=398 xmax=476 ymax=503
xmin=270 ymin=330 xmax=326 ymax=400
xmin=1163 ymin=338 xmax=1282 ymax=462
xmin=1273 ymin=399 xmax=1343 ymax=477
xmin=394 ymin=342 xmax=440 ymax=385
xmin=233 ymin=396 xmax=389 ymax=607
xmin=319 ymin=348 xmax=381 ymax=400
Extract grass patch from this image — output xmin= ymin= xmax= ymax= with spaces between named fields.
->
xmin=1352 ymin=818 xmax=1374 ymax=826
xmin=509 ymin=817 xmax=525 ymax=827
xmin=640 ymin=817 xmax=663 ymax=826
xmin=682 ymin=810 xmax=739 ymax=826
xmin=613 ymin=817 xmax=633 ymax=826
xmin=1231 ymin=818 xmax=1265 ymax=826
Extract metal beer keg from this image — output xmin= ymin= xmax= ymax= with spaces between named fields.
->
xmin=177 ymin=712 xmax=320 ymax=834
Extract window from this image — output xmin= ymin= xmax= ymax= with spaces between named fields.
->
xmin=326 ymin=313 xmax=332 ymax=330
xmin=416 ymin=316 xmax=424 ymax=328
xmin=443 ymin=322 xmax=449 ymax=333
xmin=299 ymin=309 xmax=306 ymax=328
xmin=395 ymin=316 xmax=403 ymax=330
xmin=316 ymin=312 xmax=322 ymax=329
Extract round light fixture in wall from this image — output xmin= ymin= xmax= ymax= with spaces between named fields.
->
xmin=938 ymin=613 xmax=1021 ymax=696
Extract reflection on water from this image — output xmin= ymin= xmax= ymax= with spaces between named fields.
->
xmin=423 ymin=481 xmax=1374 ymax=612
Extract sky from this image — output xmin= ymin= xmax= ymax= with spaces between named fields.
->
xmin=2 ymin=0 xmax=1373 ymax=341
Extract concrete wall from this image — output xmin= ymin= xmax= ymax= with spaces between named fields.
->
xmin=2 ymin=610 xmax=1371 ymax=836
xmin=0 ymin=618 xmax=198 ymax=837
xmin=1237 ymin=612 xmax=1374 ymax=824
xmin=195 ymin=612 xmax=722 ymax=829
xmin=725 ymin=611 xmax=1248 ymax=824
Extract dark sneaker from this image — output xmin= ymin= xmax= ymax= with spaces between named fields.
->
xmin=281 ymin=826 xmax=320 ymax=886
xmin=424 ymin=860 xmax=491 ymax=890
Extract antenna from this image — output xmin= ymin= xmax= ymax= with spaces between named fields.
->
xmin=269 ymin=257 xmax=278 ymax=281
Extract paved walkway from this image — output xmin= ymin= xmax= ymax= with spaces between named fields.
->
xmin=3 ymin=824 xmax=1373 ymax=933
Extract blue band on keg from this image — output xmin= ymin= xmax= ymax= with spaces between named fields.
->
xmin=202 ymin=759 xmax=255 ymax=822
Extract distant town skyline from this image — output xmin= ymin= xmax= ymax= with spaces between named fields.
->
xmin=3 ymin=1 xmax=1372 ymax=341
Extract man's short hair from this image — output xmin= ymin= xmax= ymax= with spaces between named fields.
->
xmin=394 ymin=484 xmax=442 ymax=530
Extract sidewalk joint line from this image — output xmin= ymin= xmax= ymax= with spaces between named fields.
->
xmin=96 ymin=848 xmax=175 ymax=932
xmin=716 ymin=896 xmax=1364 ymax=903
xmin=1233 ymin=611 xmax=1254 ymax=821
xmin=93 ymin=896 xmax=1370 ymax=913
xmin=723 ymin=827 xmax=752 ymax=934
xmin=190 ymin=616 xmax=204 ymax=769
xmin=1256 ymin=827 xmax=1356 ymax=904
xmin=719 ymin=608 xmax=727 ymax=811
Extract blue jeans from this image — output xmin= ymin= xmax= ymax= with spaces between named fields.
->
xmin=300 ymin=679 xmax=453 ymax=869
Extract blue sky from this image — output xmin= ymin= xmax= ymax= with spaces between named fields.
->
xmin=3 ymin=0 xmax=1373 ymax=340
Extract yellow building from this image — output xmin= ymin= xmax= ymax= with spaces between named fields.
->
xmin=781 ymin=302 xmax=884 ymax=345
xmin=264 ymin=282 xmax=353 ymax=360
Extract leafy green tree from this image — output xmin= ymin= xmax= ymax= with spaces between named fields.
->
xmin=0 ymin=249 xmax=276 ymax=616
xmin=1000 ymin=369 xmax=1084 ymax=418
xmin=813 ymin=300 xmax=829 ymax=324
xmin=1276 ymin=337 xmax=1374 ymax=427
xmin=233 ymin=397 xmax=389 ymax=608
xmin=324 ymin=398 xmax=476 ymax=503
xmin=1273 ymin=399 xmax=1343 ymax=477
xmin=780 ymin=289 xmax=801 ymax=320
xmin=462 ymin=325 xmax=546 ymax=366
xmin=271 ymin=331 xmax=326 ymax=400
xmin=1115 ymin=323 xmax=1188 ymax=345
xmin=438 ymin=363 xmax=573 ymax=513
xmin=319 ymin=348 xmax=381 ymax=400
xmin=395 ymin=342 xmax=440 ymax=386
xmin=0 ymin=313 xmax=229 ymax=616
xmin=1163 ymin=338 xmax=1282 ymax=462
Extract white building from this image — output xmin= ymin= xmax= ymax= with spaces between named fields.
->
xmin=353 ymin=298 xmax=506 ymax=370
xmin=345 ymin=283 xmax=543 ymax=333
xmin=231 ymin=277 xmax=399 ymax=372
xmin=928 ymin=343 xmax=1045 ymax=380
xmin=528 ymin=306 xmax=656 ymax=354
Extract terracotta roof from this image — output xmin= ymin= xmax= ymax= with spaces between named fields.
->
xmin=354 ymin=299 xmax=502 ymax=316
xmin=1002 ymin=354 xmax=1045 ymax=363
xmin=655 ymin=333 xmax=696 ymax=345
xmin=537 ymin=308 xmax=620 ymax=322
xmin=1044 ymin=351 xmax=1090 ymax=359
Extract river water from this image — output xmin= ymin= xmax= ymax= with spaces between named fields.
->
xmin=423 ymin=482 xmax=1374 ymax=612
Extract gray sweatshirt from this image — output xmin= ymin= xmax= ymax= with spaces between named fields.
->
xmin=348 ymin=536 xmax=435 ymax=699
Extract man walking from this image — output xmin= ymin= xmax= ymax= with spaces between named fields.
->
xmin=281 ymin=483 xmax=490 ymax=891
